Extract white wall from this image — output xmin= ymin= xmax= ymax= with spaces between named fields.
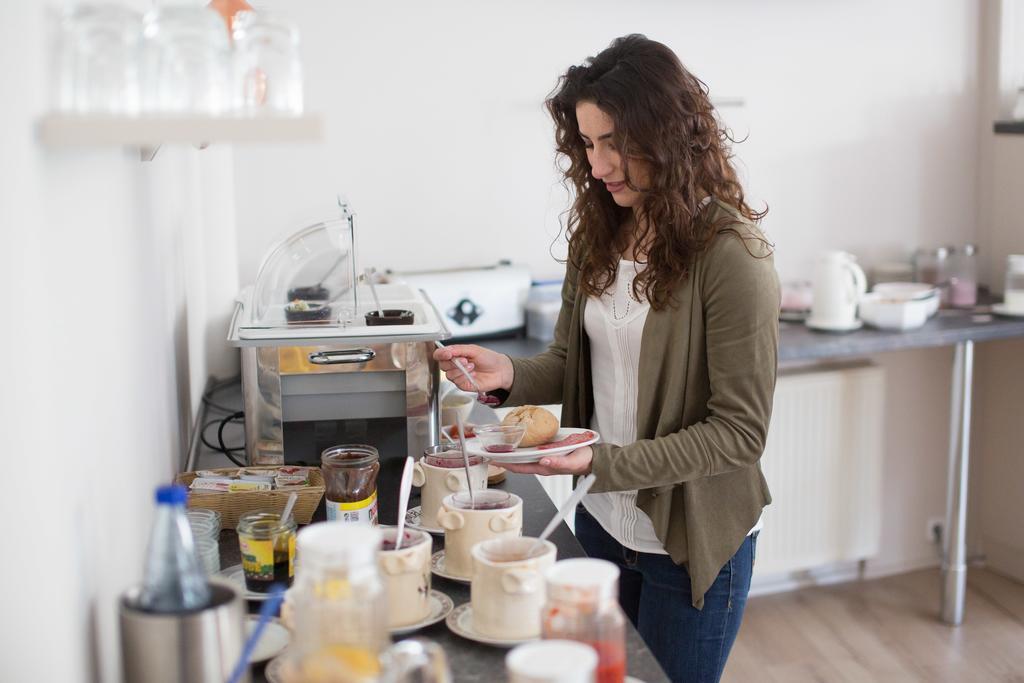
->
xmin=233 ymin=0 xmax=984 ymax=581
xmin=975 ymin=0 xmax=1024 ymax=584
xmin=0 ymin=5 xmax=239 ymax=681
xmin=233 ymin=0 xmax=981 ymax=285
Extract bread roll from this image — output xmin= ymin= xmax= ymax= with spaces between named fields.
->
xmin=502 ymin=405 xmax=559 ymax=448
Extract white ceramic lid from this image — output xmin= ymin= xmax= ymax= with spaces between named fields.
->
xmin=296 ymin=521 xmax=380 ymax=568
xmin=544 ymin=558 xmax=619 ymax=602
xmin=506 ymin=640 xmax=598 ymax=683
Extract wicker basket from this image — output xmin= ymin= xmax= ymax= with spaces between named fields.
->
xmin=175 ymin=466 xmax=325 ymax=530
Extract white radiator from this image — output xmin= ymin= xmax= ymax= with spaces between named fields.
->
xmin=755 ymin=363 xmax=885 ymax=574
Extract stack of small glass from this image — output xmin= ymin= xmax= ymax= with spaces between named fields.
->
xmin=54 ymin=4 xmax=303 ymax=116
xmin=186 ymin=508 xmax=221 ymax=576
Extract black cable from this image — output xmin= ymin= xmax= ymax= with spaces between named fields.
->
xmin=201 ymin=375 xmax=242 ymax=414
xmin=197 ymin=412 xmax=247 ymax=467
xmin=218 ymin=412 xmax=247 ymax=467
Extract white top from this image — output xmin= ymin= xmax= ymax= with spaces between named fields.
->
xmin=581 ymin=259 xmax=762 ymax=556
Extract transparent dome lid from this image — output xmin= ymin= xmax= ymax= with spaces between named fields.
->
xmin=246 ymin=198 xmax=358 ymax=329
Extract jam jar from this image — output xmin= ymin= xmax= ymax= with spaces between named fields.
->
xmin=236 ymin=510 xmax=297 ymax=593
xmin=321 ymin=445 xmax=380 ymax=525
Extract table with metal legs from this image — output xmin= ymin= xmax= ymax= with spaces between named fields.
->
xmin=772 ymin=311 xmax=1024 ymax=626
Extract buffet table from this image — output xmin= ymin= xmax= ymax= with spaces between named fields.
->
xmin=216 ymin=472 xmax=670 ymax=682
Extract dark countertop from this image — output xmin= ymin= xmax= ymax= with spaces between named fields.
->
xmin=218 ymin=472 xmax=669 ymax=683
xmin=480 ymin=307 xmax=1024 ymax=365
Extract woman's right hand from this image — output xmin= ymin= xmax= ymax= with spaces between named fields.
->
xmin=432 ymin=344 xmax=514 ymax=393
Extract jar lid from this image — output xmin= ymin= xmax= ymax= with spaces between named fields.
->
xmin=544 ymin=558 xmax=619 ymax=602
xmin=297 ymin=522 xmax=380 ymax=567
xmin=321 ymin=444 xmax=379 ymax=468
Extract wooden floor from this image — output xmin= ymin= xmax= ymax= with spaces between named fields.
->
xmin=722 ymin=568 xmax=1024 ymax=682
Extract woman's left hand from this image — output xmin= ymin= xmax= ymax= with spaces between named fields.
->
xmin=498 ymin=446 xmax=593 ymax=476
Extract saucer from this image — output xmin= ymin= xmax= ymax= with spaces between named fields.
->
xmin=391 ymin=589 xmax=454 ymax=635
xmin=431 ymin=550 xmax=471 ymax=584
xmin=245 ymin=616 xmax=290 ymax=663
xmin=445 ymin=603 xmax=537 ymax=648
xmin=805 ymin=317 xmax=863 ymax=332
xmin=992 ymin=303 xmax=1024 ymax=318
xmin=405 ymin=506 xmax=444 ymax=535
xmin=465 ymin=428 xmax=601 ymax=464
xmin=219 ymin=564 xmax=281 ymax=602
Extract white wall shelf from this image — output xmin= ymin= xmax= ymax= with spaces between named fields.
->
xmin=36 ymin=113 xmax=324 ymax=150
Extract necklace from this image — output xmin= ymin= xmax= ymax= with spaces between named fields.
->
xmin=611 ymin=276 xmax=641 ymax=321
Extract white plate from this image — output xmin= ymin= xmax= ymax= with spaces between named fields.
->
xmin=430 ymin=550 xmax=471 ymax=584
xmin=992 ymin=303 xmax=1024 ymax=318
xmin=805 ymin=318 xmax=863 ymax=332
xmin=464 ymin=428 xmax=601 ymax=464
xmin=405 ymin=506 xmax=443 ymax=535
xmin=219 ymin=564 xmax=283 ymax=602
xmin=445 ymin=603 xmax=537 ymax=648
xmin=391 ymin=589 xmax=455 ymax=635
xmin=245 ymin=616 xmax=290 ymax=663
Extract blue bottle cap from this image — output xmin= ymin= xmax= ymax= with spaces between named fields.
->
xmin=155 ymin=484 xmax=188 ymax=505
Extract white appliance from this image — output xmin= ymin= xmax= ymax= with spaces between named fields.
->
xmin=806 ymin=251 xmax=867 ymax=331
xmin=396 ymin=263 xmax=532 ymax=340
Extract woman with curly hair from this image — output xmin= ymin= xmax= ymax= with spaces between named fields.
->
xmin=435 ymin=34 xmax=779 ymax=682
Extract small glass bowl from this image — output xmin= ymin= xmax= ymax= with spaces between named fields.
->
xmin=474 ymin=424 xmax=527 ymax=453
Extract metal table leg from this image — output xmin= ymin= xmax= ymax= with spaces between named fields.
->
xmin=941 ymin=340 xmax=973 ymax=625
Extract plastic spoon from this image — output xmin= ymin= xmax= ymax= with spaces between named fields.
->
xmin=394 ymin=456 xmax=415 ymax=551
xmin=454 ymin=412 xmax=475 ymax=508
xmin=226 ymin=583 xmax=286 ymax=683
xmin=364 ymin=268 xmax=384 ymax=316
xmin=280 ymin=491 xmax=298 ymax=525
xmin=528 ymin=473 xmax=597 ymax=558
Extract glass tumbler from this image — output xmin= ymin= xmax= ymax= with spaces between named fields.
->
xmin=1004 ymin=255 xmax=1024 ymax=312
xmin=56 ymin=5 xmax=142 ymax=114
xmin=232 ymin=11 xmax=304 ymax=114
xmin=141 ymin=6 xmax=232 ymax=114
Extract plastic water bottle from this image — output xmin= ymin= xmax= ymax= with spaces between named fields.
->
xmin=137 ymin=485 xmax=211 ymax=612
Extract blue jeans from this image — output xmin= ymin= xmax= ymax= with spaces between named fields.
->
xmin=574 ymin=505 xmax=756 ymax=683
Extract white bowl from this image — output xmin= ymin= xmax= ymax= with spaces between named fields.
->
xmin=859 ymin=292 xmax=931 ymax=331
xmin=872 ymin=282 xmax=939 ymax=317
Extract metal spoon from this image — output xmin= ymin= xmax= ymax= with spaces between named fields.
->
xmin=527 ymin=473 xmax=597 ymax=558
xmin=454 ymin=412 xmax=475 ymax=508
xmin=394 ymin=456 xmax=415 ymax=550
xmin=433 ymin=339 xmax=490 ymax=404
xmin=364 ymin=267 xmax=385 ymax=316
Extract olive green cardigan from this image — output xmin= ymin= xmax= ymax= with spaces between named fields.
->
xmin=505 ymin=202 xmax=780 ymax=609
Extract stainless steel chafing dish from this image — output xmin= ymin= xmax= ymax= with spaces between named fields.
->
xmin=227 ymin=199 xmax=449 ymax=523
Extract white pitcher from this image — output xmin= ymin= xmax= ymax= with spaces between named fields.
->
xmin=808 ymin=251 xmax=867 ymax=330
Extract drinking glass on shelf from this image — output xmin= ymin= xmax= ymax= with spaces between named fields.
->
xmin=232 ymin=11 xmax=304 ymax=115
xmin=55 ymin=5 xmax=142 ymax=114
xmin=141 ymin=6 xmax=232 ymax=114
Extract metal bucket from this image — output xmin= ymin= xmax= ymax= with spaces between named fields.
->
xmin=119 ymin=578 xmax=249 ymax=683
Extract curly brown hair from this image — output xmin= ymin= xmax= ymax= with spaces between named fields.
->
xmin=546 ymin=34 xmax=768 ymax=309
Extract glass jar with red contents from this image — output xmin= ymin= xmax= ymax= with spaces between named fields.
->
xmin=542 ymin=558 xmax=627 ymax=683
xmin=321 ymin=444 xmax=380 ymax=525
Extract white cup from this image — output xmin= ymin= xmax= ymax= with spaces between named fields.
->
xmin=414 ymin=447 xmax=489 ymax=529
xmin=378 ymin=526 xmax=432 ymax=629
xmin=437 ymin=490 xmax=522 ymax=579
xmin=506 ymin=640 xmax=598 ymax=683
xmin=471 ymin=537 xmax=556 ymax=640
